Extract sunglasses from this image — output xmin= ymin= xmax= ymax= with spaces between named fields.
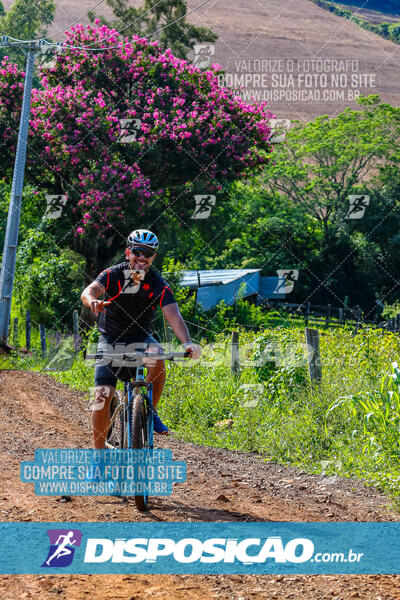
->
xmin=129 ymin=246 xmax=155 ymax=258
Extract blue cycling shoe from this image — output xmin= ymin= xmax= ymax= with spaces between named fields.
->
xmin=153 ymin=410 xmax=169 ymax=435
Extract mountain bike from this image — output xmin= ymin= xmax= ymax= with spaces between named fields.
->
xmin=86 ymin=348 xmax=188 ymax=511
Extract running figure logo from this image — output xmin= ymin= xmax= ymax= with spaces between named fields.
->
xmin=193 ymin=44 xmax=215 ymax=69
xmin=274 ymin=269 xmax=299 ymax=294
xmin=345 ymin=195 xmax=370 ymax=220
xmin=42 ymin=529 xmax=82 ymax=568
xmin=191 ymin=195 xmax=216 ymax=220
xmin=122 ymin=269 xmax=145 ymax=294
xmin=269 ymin=119 xmax=291 ymax=144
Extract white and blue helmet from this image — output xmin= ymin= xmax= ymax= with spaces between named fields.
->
xmin=127 ymin=229 xmax=159 ymax=249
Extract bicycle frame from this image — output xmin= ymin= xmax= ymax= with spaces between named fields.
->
xmin=86 ymin=348 xmax=188 ymax=509
xmin=127 ymin=363 xmax=154 ymax=450
xmin=87 ymin=350 xmax=188 ymax=453
xmin=105 ymin=365 xmax=154 ymax=451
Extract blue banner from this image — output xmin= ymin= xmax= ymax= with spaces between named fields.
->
xmin=1 ymin=522 xmax=399 ymax=574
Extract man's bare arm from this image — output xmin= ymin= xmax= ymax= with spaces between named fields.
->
xmin=162 ymin=303 xmax=201 ymax=359
xmin=81 ymin=281 xmax=110 ymax=317
xmin=161 ymin=303 xmax=190 ymax=344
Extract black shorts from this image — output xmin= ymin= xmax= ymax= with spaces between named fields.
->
xmin=94 ymin=334 xmax=162 ymax=388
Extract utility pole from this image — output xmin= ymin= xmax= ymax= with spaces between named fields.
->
xmin=0 ymin=37 xmax=62 ymax=344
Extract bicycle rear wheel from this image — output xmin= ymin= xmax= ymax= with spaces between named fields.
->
xmin=129 ymin=393 xmax=149 ymax=511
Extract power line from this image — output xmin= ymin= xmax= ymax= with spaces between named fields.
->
xmin=148 ymin=0 xmax=210 ymax=39
xmin=62 ymin=0 xmax=210 ymax=52
xmin=4 ymin=0 xmax=166 ymax=47
xmin=3 ymin=36 xmax=40 ymax=43
xmin=4 ymin=0 xmax=211 ymax=54
xmin=1 ymin=0 xmax=107 ymax=43
xmin=83 ymin=0 xmax=167 ymax=49
xmin=46 ymin=0 xmax=107 ymax=40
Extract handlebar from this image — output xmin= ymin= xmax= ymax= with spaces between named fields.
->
xmin=84 ymin=350 xmax=190 ymax=364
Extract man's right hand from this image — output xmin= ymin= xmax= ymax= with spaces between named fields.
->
xmin=90 ymin=300 xmax=111 ymax=317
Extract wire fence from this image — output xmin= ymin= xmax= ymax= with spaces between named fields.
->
xmin=265 ymin=300 xmax=396 ymax=333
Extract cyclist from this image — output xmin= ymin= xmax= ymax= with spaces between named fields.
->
xmin=81 ymin=229 xmax=201 ymax=449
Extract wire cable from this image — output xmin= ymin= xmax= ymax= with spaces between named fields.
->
xmin=46 ymin=0 xmax=106 ymax=40
xmin=2 ymin=35 xmax=40 ymax=43
xmin=84 ymin=0 xmax=167 ymax=48
xmin=148 ymin=0 xmax=209 ymax=39
xmin=62 ymin=0 xmax=210 ymax=52
xmin=2 ymin=0 xmax=106 ymax=43
xmin=3 ymin=0 xmax=162 ymax=46
xmin=3 ymin=0 xmax=210 ymax=55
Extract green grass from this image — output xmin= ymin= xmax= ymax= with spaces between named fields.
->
xmin=2 ymin=325 xmax=400 ymax=501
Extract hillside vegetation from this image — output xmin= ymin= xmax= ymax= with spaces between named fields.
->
xmin=309 ymin=0 xmax=400 ymax=44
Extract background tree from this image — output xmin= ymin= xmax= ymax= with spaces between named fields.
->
xmin=266 ymin=96 xmax=400 ymax=248
xmin=13 ymin=226 xmax=86 ymax=327
xmin=23 ymin=23 xmax=272 ymax=280
xmin=0 ymin=0 xmax=55 ymax=39
xmin=90 ymin=0 xmax=217 ymax=58
xmin=0 ymin=22 xmax=273 ymax=326
xmin=182 ymin=96 xmax=400 ymax=312
xmin=0 ymin=0 xmax=55 ymax=68
xmin=0 ymin=58 xmax=24 ymax=178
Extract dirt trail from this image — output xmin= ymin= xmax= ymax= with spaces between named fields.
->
xmin=1 ymin=369 xmax=400 ymax=599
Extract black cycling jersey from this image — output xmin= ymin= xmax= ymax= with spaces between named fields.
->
xmin=95 ymin=262 xmax=176 ymax=341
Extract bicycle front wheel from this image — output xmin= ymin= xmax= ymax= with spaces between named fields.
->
xmin=129 ymin=393 xmax=149 ymax=512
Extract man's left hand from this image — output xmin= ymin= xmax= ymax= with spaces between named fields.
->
xmin=183 ymin=342 xmax=201 ymax=359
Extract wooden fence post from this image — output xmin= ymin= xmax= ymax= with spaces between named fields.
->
xmin=55 ymin=331 xmax=61 ymax=350
xmin=387 ymin=318 xmax=395 ymax=333
xmin=12 ymin=317 xmax=18 ymax=348
xmin=396 ymin=314 xmax=400 ymax=333
xmin=343 ymin=295 xmax=349 ymax=324
xmin=39 ymin=324 xmax=47 ymax=357
xmin=73 ymin=309 xmax=80 ymax=351
xmin=305 ymin=328 xmax=322 ymax=384
xmin=230 ymin=331 xmax=240 ymax=375
xmin=353 ymin=307 xmax=362 ymax=336
xmin=304 ymin=301 xmax=310 ymax=326
xmin=325 ymin=304 xmax=331 ymax=328
xmin=25 ymin=310 xmax=31 ymax=351
xmin=338 ymin=308 xmax=343 ymax=326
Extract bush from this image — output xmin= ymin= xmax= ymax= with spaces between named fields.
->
xmin=326 ymin=362 xmax=400 ymax=460
xmin=13 ymin=227 xmax=86 ymax=328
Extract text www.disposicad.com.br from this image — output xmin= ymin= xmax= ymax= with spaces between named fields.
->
xmin=37 ymin=480 xmax=166 ymax=494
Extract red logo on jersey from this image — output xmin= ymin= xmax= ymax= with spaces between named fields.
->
xmin=143 ymin=283 xmax=150 ymax=290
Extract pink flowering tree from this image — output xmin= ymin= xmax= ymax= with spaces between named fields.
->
xmin=0 ymin=22 xmax=274 ymax=279
xmin=0 ymin=58 xmax=24 ymax=173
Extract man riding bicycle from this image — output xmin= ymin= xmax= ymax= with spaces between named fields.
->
xmin=81 ymin=229 xmax=201 ymax=449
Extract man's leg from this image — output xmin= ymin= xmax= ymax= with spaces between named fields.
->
xmin=91 ymin=385 xmax=115 ymax=449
